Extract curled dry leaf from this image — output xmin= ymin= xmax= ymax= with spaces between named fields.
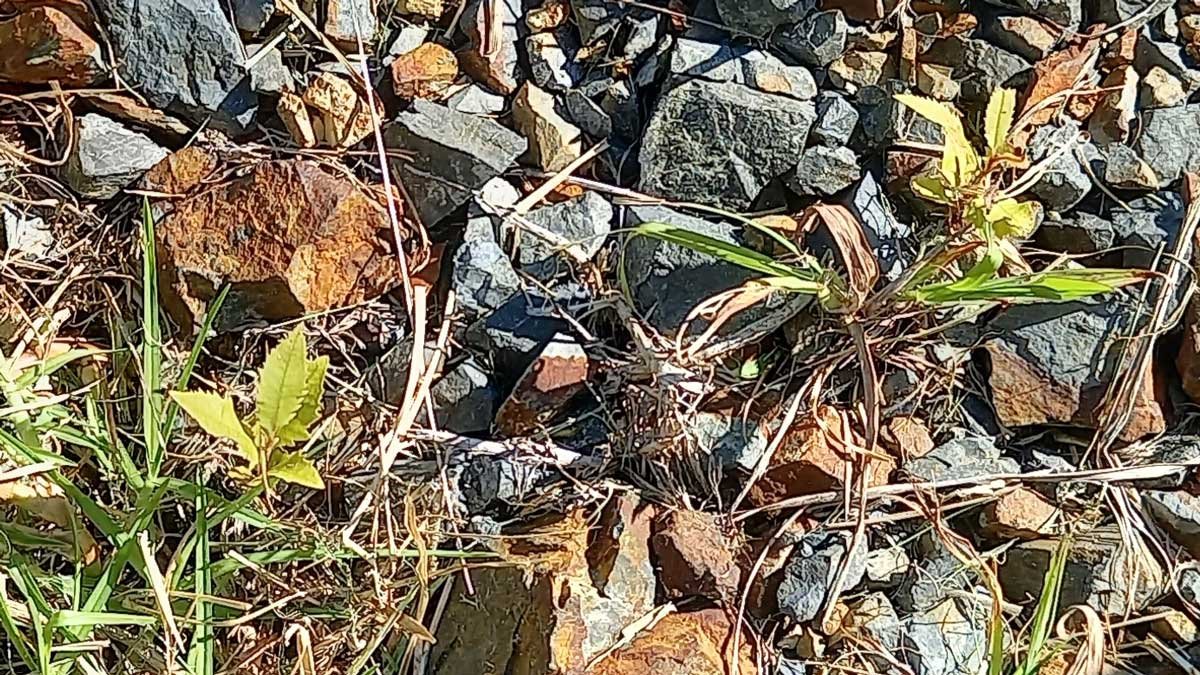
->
xmin=677 ymin=281 xmax=780 ymax=358
xmin=1015 ymin=36 xmax=1102 ymax=140
xmin=798 ymin=204 xmax=880 ymax=310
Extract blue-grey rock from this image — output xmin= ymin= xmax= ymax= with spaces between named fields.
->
xmin=527 ymin=30 xmax=581 ymax=92
xmin=247 ymin=44 xmax=293 ymax=94
xmin=453 ymin=178 xmax=522 ymax=317
xmin=924 ymin=37 xmax=1031 ymax=105
xmin=813 ymin=92 xmax=859 ymax=147
xmin=1133 ymin=104 xmax=1200 ymax=186
xmin=92 ymin=0 xmax=258 ymax=133
xmin=1134 ymin=31 xmax=1200 ymax=95
xmin=1144 ymin=490 xmax=1200 ymax=557
xmin=1090 ymin=0 xmax=1174 ymax=28
xmin=713 ymin=0 xmax=816 ymax=36
xmin=788 ymin=145 xmax=860 ymax=196
xmin=688 ymin=410 xmax=770 ymax=471
xmin=901 ymin=598 xmax=991 ymax=675
xmin=456 ymin=454 xmax=549 ymax=513
xmin=777 ymin=531 xmax=867 ymax=622
xmin=1099 ymin=143 xmax=1159 ymax=191
xmin=776 ymin=9 xmax=848 ymax=67
xmin=905 ymin=433 xmax=1019 ymax=483
xmin=669 ymin=38 xmax=818 ymax=100
xmin=509 ymin=192 xmax=613 ymax=280
xmin=387 ymin=24 xmax=430 ymax=59
xmin=431 ymin=357 xmax=498 ymax=434
xmin=466 ymin=292 xmax=572 ymax=383
xmin=624 ymin=15 xmax=660 ymax=58
xmin=986 ymin=0 xmax=1082 ymax=27
xmin=386 ymin=100 xmax=527 ymax=226
xmin=895 ymin=533 xmax=983 ymax=613
xmin=562 ymin=88 xmax=613 ymax=138
xmin=856 ymin=81 xmax=944 ymax=150
xmin=63 ymin=114 xmax=168 ymax=199
xmin=1027 ymin=122 xmax=1093 ymax=212
xmin=1111 ymin=192 xmax=1184 ymax=267
xmin=1035 ymin=211 xmax=1118 ymax=255
xmin=639 ymin=78 xmax=815 ymax=209
xmin=844 ymin=171 xmax=914 ymax=282
xmin=234 ymin=0 xmax=274 ymax=33
xmin=446 ymin=84 xmax=506 ymax=115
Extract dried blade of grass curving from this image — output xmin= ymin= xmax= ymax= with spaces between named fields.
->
xmin=1056 ymin=605 xmax=1105 ymax=675
xmin=1013 ymin=36 xmax=1102 ymax=139
xmin=797 ymin=203 xmax=880 ymax=311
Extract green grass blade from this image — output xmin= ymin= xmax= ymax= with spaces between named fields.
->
xmin=163 ymin=284 xmax=230 ymax=445
xmin=48 ymin=610 xmax=157 ymax=629
xmin=141 ymin=198 xmax=165 ymax=479
xmin=186 ymin=471 xmax=215 ymax=675
xmin=633 ymin=222 xmax=823 ymax=282
xmin=0 ymin=573 xmax=38 ymax=670
xmin=1012 ymin=537 xmax=1070 ymax=675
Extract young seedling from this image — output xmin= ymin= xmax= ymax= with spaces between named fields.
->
xmin=170 ymin=326 xmax=327 ymax=493
xmin=895 ymin=89 xmax=1149 ymax=303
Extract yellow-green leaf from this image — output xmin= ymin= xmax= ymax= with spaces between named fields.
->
xmin=275 ymin=355 xmax=329 ymax=446
xmin=984 ymin=88 xmax=1016 ymax=157
xmin=255 ymin=327 xmax=309 ymax=437
xmin=268 ymin=451 xmax=324 ymax=489
xmin=169 ymin=391 xmax=258 ymax=465
xmin=941 ymin=131 xmax=981 ymax=189
xmin=894 ymin=94 xmax=966 ymax=137
xmin=911 ymin=175 xmax=953 ymax=204
xmin=987 ymin=198 xmax=1042 ymax=239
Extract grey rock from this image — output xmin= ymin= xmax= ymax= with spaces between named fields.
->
xmin=776 ymin=10 xmax=847 ymax=67
xmin=1099 ymin=143 xmax=1159 ymax=191
xmin=573 ymin=0 xmax=627 ymax=43
xmin=453 ymin=178 xmax=523 ymax=317
xmin=812 ymin=92 xmax=859 ymax=147
xmin=1118 ymin=436 xmax=1200 ymax=488
xmin=1035 ymin=211 xmax=1118 ymax=255
xmin=998 ymin=528 xmax=1166 ymax=615
xmin=63 ymin=114 xmax=168 ymax=200
xmin=324 ymin=0 xmax=377 ymax=43
xmin=1027 ymin=122 xmax=1093 ymax=212
xmin=600 ymin=79 xmax=638 ymax=141
xmin=844 ymin=171 xmax=914 ymax=282
xmin=639 ymin=78 xmax=815 ymax=209
xmin=865 ymin=545 xmax=910 ymax=585
xmin=431 ymin=357 xmax=498 ymax=434
xmin=788 ymin=145 xmax=860 ymax=196
xmin=688 ymin=411 xmax=770 ymax=471
xmin=527 ymin=30 xmax=580 ymax=92
xmin=905 ymin=433 xmax=1020 ymax=483
xmin=1133 ymin=104 xmax=1200 ymax=186
xmin=634 ymin=33 xmax=674 ymax=89
xmin=234 ymin=0 xmax=274 ymax=33
xmin=987 ymin=0 xmax=1082 ymax=27
xmin=924 ymin=37 xmax=1031 ymax=104
xmin=777 ymin=531 xmax=867 ymax=622
xmin=856 ymin=82 xmax=944 ymax=150
xmin=1144 ymin=491 xmax=1200 ymax=556
xmin=776 ymin=658 xmax=808 ymax=675
xmin=562 ymin=89 xmax=613 ymax=138
xmin=895 ymin=534 xmax=983 ymax=613
xmin=1134 ymin=31 xmax=1200 ymax=95
xmin=713 ymin=0 xmax=816 ymax=36
xmin=901 ymin=598 xmax=991 ymax=675
xmin=247 ymin=45 xmax=293 ymax=94
xmin=509 ymin=191 xmax=613 ymax=280
xmin=387 ymin=24 xmax=430 ymax=58
xmin=466 ymin=291 xmax=572 ymax=382
xmin=624 ymin=15 xmax=660 ymax=58
xmin=669 ymin=38 xmax=817 ymax=100
xmin=455 ymin=454 xmax=549 ymax=512
xmin=93 ymin=0 xmax=258 ymax=133
xmin=621 ymin=204 xmax=758 ymax=334
xmin=1 ymin=206 xmax=52 ymax=259
xmin=1091 ymin=0 xmax=1174 ymax=28
xmin=1111 ymin=192 xmax=1184 ymax=267
xmin=850 ymin=592 xmax=904 ymax=651
xmin=386 ymin=100 xmax=527 ymax=226
xmin=446 ymin=84 xmax=506 ymax=115
xmin=1180 ymin=567 xmax=1200 ymax=605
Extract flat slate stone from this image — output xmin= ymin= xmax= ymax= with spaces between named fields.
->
xmin=1133 ymin=103 xmax=1200 ymax=186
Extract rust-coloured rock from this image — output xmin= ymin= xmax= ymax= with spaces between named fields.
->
xmin=590 ymin=609 xmax=757 ymax=675
xmin=390 ymin=42 xmax=459 ymax=101
xmin=881 ymin=415 xmax=934 ymax=459
xmin=752 ymin=405 xmax=895 ymax=505
xmin=0 ymin=7 xmax=102 ymax=86
xmin=302 ymin=72 xmax=380 ymax=148
xmin=495 ymin=333 xmax=590 ymax=436
xmin=981 ymin=487 xmax=1058 ymax=540
xmin=652 ymin=509 xmax=742 ymax=603
xmin=150 ymin=150 xmax=403 ymax=331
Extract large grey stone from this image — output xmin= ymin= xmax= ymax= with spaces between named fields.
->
xmin=901 ymin=598 xmax=991 ymax=675
xmin=895 ymin=533 xmax=984 ymax=613
xmin=452 ymin=179 xmax=523 ymax=317
xmin=986 ymin=0 xmax=1082 ymax=27
xmin=527 ymin=30 xmax=580 ymax=92
xmin=93 ymin=0 xmax=258 ymax=133
xmin=1144 ymin=490 xmax=1200 ymax=557
xmin=621 ymin=205 xmax=759 ymax=334
xmin=386 ymin=100 xmax=526 ymax=226
xmin=1110 ymin=192 xmax=1184 ymax=267
xmin=844 ymin=171 xmax=914 ymax=282
xmin=1027 ymin=122 xmax=1093 ymax=212
xmin=777 ymin=531 xmax=867 ymax=622
xmin=1091 ymin=0 xmax=1173 ymax=25
xmin=688 ymin=410 xmax=770 ymax=471
xmin=639 ymin=78 xmax=815 ymax=209
xmin=508 ymin=191 xmax=613 ymax=280
xmin=63 ymin=114 xmax=167 ymax=199
xmin=904 ymin=433 xmax=1020 ymax=484
xmin=998 ymin=528 xmax=1166 ymax=615
xmin=713 ymin=0 xmax=816 ymax=36
xmin=812 ymin=92 xmax=859 ymax=147
xmin=924 ymin=37 xmax=1031 ymax=104
xmin=1133 ymin=104 xmax=1200 ymax=186
xmin=445 ymin=84 xmax=506 ymax=115
xmin=669 ymin=38 xmax=817 ymax=100
xmin=788 ymin=145 xmax=860 ymax=196
xmin=775 ymin=10 xmax=848 ymax=67
xmin=234 ymin=0 xmax=274 ymax=33
xmin=431 ymin=357 xmax=498 ymax=434
xmin=856 ymin=81 xmax=944 ymax=150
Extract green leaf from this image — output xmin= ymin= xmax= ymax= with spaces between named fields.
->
xmin=169 ymin=391 xmax=257 ymax=465
xmin=895 ymin=94 xmax=979 ymax=188
xmin=984 ymin=87 xmax=1016 ymax=157
xmin=909 ymin=268 xmax=1149 ymax=304
xmin=633 ymin=222 xmax=822 ymax=282
xmin=911 ymin=175 xmax=953 ymax=204
xmin=987 ymin=198 xmax=1042 ymax=239
xmin=268 ymin=451 xmax=324 ymax=489
xmin=894 ymin=94 xmax=966 ymax=136
xmin=276 ymin=356 xmax=328 ymax=446
xmin=255 ymin=327 xmax=310 ymax=437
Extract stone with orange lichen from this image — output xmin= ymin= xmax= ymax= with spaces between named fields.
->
xmin=881 ymin=415 xmax=934 ymax=458
xmin=148 ymin=150 xmax=404 ymax=331
xmin=751 ymin=405 xmax=895 ymax=505
xmin=494 ymin=333 xmax=589 ymax=437
xmin=390 ymin=42 xmax=459 ymax=101
xmin=301 ymin=72 xmax=380 ymax=147
xmin=590 ymin=609 xmax=757 ymax=675
xmin=0 ymin=6 xmax=102 ymax=86
xmin=981 ymin=486 xmax=1057 ymax=539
